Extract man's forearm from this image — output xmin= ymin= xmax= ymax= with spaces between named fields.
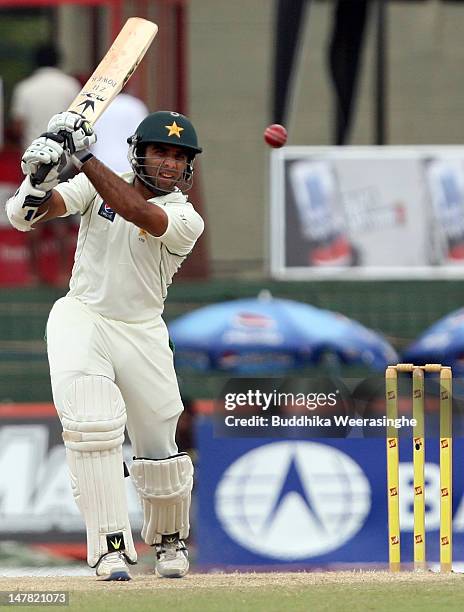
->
xmin=81 ymin=158 xmax=168 ymax=236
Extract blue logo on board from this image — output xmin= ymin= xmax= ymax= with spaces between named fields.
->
xmin=214 ymin=441 xmax=371 ymax=560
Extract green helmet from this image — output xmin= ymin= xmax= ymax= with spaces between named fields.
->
xmin=128 ymin=110 xmax=202 ymax=156
xmin=127 ymin=111 xmax=201 ymax=194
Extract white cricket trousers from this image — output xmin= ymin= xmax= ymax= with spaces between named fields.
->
xmin=46 ymin=296 xmax=183 ymax=458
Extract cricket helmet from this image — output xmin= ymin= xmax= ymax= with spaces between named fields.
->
xmin=127 ymin=111 xmax=202 ymax=193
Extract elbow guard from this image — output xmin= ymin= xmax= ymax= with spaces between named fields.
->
xmin=5 ymin=176 xmax=51 ymax=232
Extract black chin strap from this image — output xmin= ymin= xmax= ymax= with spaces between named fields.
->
xmin=134 ymin=175 xmax=168 ymax=197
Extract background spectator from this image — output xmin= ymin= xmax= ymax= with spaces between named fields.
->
xmin=10 ymin=43 xmax=81 ymax=149
xmin=92 ymin=90 xmax=148 ymax=172
xmin=9 ymin=43 xmax=81 ymax=287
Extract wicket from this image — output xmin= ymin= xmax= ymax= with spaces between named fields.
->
xmin=385 ymin=363 xmax=452 ymax=572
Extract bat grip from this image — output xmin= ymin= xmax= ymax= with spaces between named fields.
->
xmin=30 ymin=163 xmax=53 ymax=188
xmin=59 ymin=130 xmax=76 ymax=155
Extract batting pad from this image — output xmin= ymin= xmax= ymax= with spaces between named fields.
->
xmin=130 ymin=454 xmax=194 ymax=544
xmin=60 ymin=376 xmax=137 ymax=567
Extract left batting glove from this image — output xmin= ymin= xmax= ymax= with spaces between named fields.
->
xmin=47 ymin=111 xmax=97 ymax=154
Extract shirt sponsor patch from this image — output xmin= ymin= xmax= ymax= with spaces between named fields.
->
xmin=98 ymin=202 xmax=116 ymax=222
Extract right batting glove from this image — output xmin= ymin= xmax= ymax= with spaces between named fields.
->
xmin=47 ymin=111 xmax=97 ymax=154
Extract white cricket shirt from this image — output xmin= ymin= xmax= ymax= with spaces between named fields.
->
xmin=55 ymin=172 xmax=204 ymax=323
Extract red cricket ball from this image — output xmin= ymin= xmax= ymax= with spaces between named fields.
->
xmin=264 ymin=124 xmax=288 ymax=148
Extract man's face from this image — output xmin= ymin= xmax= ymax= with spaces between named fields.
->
xmin=143 ymin=143 xmax=189 ymax=192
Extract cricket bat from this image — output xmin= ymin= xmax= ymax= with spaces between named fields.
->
xmin=31 ymin=17 xmax=157 ymax=186
xmin=68 ymin=17 xmax=158 ymax=125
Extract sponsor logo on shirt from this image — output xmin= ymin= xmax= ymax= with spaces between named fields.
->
xmin=98 ymin=202 xmax=116 ymax=222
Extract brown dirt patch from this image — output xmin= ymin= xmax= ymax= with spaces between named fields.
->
xmin=0 ymin=570 xmax=460 ymax=592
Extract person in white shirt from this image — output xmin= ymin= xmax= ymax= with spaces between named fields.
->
xmin=6 ymin=110 xmax=204 ymax=581
xmin=92 ymin=92 xmax=148 ymax=172
xmin=10 ymin=44 xmax=81 ymax=149
xmin=10 ymin=44 xmax=81 ymax=286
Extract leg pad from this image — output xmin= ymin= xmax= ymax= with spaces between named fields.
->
xmin=130 ymin=453 xmax=193 ymax=544
xmin=60 ymin=375 xmax=137 ymax=566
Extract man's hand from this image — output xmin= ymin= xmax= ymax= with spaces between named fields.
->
xmin=21 ymin=133 xmax=68 ymax=191
xmin=47 ymin=111 xmax=97 ymax=154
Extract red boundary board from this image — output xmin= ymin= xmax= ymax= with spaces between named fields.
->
xmin=0 ymin=401 xmax=214 ymax=418
xmin=0 ymin=403 xmax=57 ymax=418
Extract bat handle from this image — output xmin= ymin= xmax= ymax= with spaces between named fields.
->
xmin=58 ymin=130 xmax=76 ymax=155
xmin=30 ymin=163 xmax=53 ymax=188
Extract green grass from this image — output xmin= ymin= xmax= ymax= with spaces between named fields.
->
xmin=2 ymin=572 xmax=464 ymax=611
xmin=22 ymin=577 xmax=464 ymax=612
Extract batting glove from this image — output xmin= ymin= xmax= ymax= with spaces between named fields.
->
xmin=47 ymin=111 xmax=97 ymax=154
xmin=21 ymin=133 xmax=68 ymax=191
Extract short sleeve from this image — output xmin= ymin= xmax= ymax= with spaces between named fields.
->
xmin=54 ymin=173 xmax=98 ymax=216
xmin=158 ymin=204 xmax=204 ymax=256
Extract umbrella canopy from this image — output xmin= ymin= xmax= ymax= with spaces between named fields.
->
xmin=168 ymin=292 xmax=397 ymax=373
xmin=403 ymin=307 xmax=464 ymax=371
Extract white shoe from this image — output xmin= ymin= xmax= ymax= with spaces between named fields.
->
xmin=155 ymin=534 xmax=189 ymax=578
xmin=96 ymin=551 xmax=132 ymax=581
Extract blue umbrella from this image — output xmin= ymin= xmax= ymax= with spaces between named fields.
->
xmin=168 ymin=292 xmax=397 ymax=373
xmin=403 ymin=307 xmax=464 ymax=372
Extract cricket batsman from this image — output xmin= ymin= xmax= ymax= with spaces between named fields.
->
xmin=5 ymin=110 xmax=204 ymax=581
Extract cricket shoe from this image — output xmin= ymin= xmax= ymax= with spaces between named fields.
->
xmin=95 ymin=551 xmax=132 ymax=581
xmin=155 ymin=534 xmax=189 ymax=578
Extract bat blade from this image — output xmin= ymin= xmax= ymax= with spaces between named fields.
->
xmin=68 ymin=17 xmax=158 ymax=125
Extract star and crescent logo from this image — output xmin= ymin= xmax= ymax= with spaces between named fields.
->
xmin=165 ymin=121 xmax=184 ymax=138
